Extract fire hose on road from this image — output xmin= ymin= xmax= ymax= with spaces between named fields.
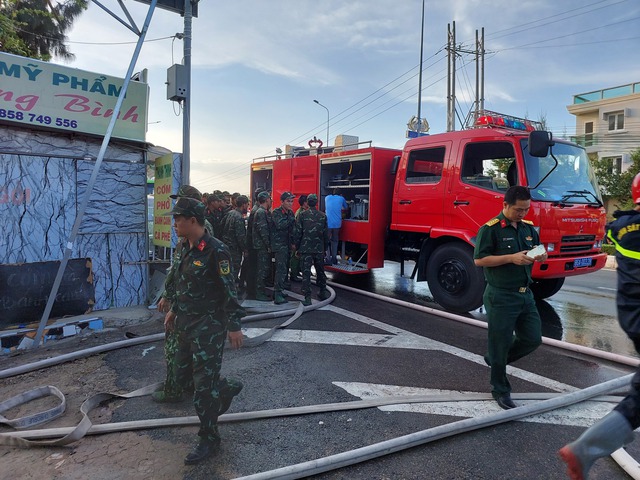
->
xmin=0 ymin=283 xmax=638 ymax=479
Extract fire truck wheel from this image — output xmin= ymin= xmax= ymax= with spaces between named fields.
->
xmin=530 ymin=277 xmax=565 ymax=300
xmin=426 ymin=243 xmax=485 ymax=313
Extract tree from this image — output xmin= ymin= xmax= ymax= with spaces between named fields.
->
xmin=591 ymin=148 xmax=640 ymax=210
xmin=0 ymin=0 xmax=88 ymax=62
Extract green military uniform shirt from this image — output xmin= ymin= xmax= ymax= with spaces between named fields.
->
xmin=271 ymin=206 xmax=295 ymax=252
xmin=170 ymin=232 xmax=245 ymax=331
xmin=295 ymin=208 xmax=329 ymax=254
xmin=473 ymin=211 xmax=539 ymax=289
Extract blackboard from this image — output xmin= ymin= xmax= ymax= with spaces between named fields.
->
xmin=0 ymin=259 xmax=95 ymax=329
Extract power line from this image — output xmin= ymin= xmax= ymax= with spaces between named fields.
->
xmin=493 ymin=15 xmax=640 ymax=51
xmin=485 ymin=0 xmax=631 ymax=41
xmin=13 ymin=25 xmax=176 ymax=45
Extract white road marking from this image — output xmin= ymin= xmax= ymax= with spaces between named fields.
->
xmin=243 ymin=324 xmax=576 ymax=393
xmin=333 ymin=381 xmax=615 ymax=427
xmin=141 ymin=346 xmax=156 ymax=357
xmin=597 ymin=287 xmax=617 ymax=292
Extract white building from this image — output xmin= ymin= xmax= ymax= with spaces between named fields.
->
xmin=567 ymin=81 xmax=640 ymax=175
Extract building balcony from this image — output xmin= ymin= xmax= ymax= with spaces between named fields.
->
xmin=570 ymin=134 xmax=599 ymax=148
xmin=573 ymin=82 xmax=640 ymax=104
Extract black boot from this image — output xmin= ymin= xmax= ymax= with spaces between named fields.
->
xmin=184 ymin=438 xmax=220 ymax=465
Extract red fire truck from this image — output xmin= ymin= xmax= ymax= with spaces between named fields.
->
xmin=251 ymin=111 xmax=607 ymax=312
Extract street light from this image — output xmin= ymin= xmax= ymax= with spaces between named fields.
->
xmin=313 ymin=99 xmax=329 ymax=147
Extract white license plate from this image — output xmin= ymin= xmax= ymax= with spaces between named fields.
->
xmin=573 ymin=257 xmax=591 ymax=268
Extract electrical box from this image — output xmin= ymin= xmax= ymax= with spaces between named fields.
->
xmin=167 ymin=64 xmax=187 ymax=101
xmin=334 ymin=134 xmax=359 ymax=151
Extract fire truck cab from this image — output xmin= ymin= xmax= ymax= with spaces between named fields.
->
xmin=251 ymin=112 xmax=607 ymax=313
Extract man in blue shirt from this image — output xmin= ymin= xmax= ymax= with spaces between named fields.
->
xmin=324 ymin=188 xmax=348 ymax=265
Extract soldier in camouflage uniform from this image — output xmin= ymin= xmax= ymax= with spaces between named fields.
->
xmin=163 ymin=196 xmax=245 ymax=465
xmin=271 ymin=191 xmax=296 ymax=304
xmin=289 ymin=194 xmax=308 ymax=282
xmin=251 ymin=191 xmax=273 ymax=301
xmin=294 ymin=193 xmax=330 ymax=306
xmin=206 ymin=192 xmax=225 ymax=239
xmin=155 ymin=185 xmax=214 ymax=403
xmin=221 ymin=195 xmax=249 ymax=289
xmin=243 ymin=187 xmax=264 ymax=299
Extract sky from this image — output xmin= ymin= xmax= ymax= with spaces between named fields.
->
xmin=62 ymin=0 xmax=640 ymax=195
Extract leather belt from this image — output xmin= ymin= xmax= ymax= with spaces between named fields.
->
xmin=491 ymin=285 xmax=530 ymax=293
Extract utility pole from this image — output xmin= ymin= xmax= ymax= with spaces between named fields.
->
xmin=446 ymin=22 xmax=456 ymax=132
xmin=416 ymin=0 xmax=425 ymax=127
xmin=182 ymin=0 xmax=192 ymax=184
xmin=473 ymin=28 xmax=485 ymax=123
xmin=447 ymin=23 xmax=485 ymax=131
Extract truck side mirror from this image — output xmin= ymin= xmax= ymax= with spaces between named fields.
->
xmin=528 ymin=130 xmax=555 ymax=157
xmin=391 ymin=155 xmax=400 ymax=175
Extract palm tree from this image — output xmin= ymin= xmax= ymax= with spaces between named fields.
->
xmin=0 ymin=0 xmax=88 ymax=61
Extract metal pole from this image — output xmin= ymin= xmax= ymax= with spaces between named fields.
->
xmin=313 ymin=99 xmax=330 ymax=146
xmin=32 ymin=0 xmax=158 ymax=348
xmin=182 ymin=0 xmax=192 ymax=184
xmin=451 ymin=21 xmax=456 ymax=132
xmin=416 ymin=0 xmax=425 ymax=128
xmin=480 ymin=27 xmax=485 ymax=111
xmin=475 ymin=29 xmax=479 ymax=123
xmin=446 ymin=23 xmax=451 ymax=132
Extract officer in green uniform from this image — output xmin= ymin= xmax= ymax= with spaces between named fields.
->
xmin=289 ymin=194 xmax=308 ymax=282
xmin=473 ymin=186 xmax=547 ymax=410
xmin=271 ymin=191 xmax=296 ymax=304
xmin=221 ymin=194 xmax=249 ymax=290
xmin=205 ymin=193 xmax=225 ymax=239
xmin=294 ymin=193 xmax=330 ymax=306
xmin=155 ymin=185 xmax=214 ymax=403
xmin=243 ymin=187 xmax=264 ymax=299
xmin=251 ymin=191 xmax=273 ymax=301
xmin=163 ymin=197 xmax=245 ymax=465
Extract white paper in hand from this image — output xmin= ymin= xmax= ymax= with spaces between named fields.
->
xmin=526 ymin=244 xmax=546 ymax=258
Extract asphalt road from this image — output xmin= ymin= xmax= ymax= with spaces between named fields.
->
xmin=1 ymin=266 xmax=636 ymax=479
xmin=327 ymin=262 xmax=634 ymax=358
xmin=106 ymin=287 xmax=636 ymax=478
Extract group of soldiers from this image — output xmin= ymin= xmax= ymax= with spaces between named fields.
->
xmin=153 ymin=183 xmax=333 ymax=464
xmin=197 ymin=186 xmax=331 ymax=307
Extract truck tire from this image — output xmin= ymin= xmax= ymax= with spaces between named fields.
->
xmin=426 ymin=243 xmax=485 ymax=313
xmin=530 ymin=277 xmax=565 ymax=300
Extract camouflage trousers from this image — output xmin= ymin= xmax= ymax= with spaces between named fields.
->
xmin=228 ymin=246 xmax=243 ymax=284
xmin=273 ymin=249 xmax=291 ymax=294
xmin=243 ymin=249 xmax=257 ymax=298
xmin=290 ymin=251 xmax=300 ymax=278
xmin=175 ymin=314 xmax=229 ymax=443
xmin=256 ymin=249 xmax=272 ymax=294
xmin=162 ymin=329 xmax=192 ymax=397
xmin=301 ymin=253 xmax=327 ymax=296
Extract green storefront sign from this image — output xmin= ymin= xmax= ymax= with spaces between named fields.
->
xmin=0 ymin=52 xmax=149 ymax=142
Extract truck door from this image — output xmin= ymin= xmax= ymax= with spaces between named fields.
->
xmin=392 ymin=142 xmax=451 ymax=233
xmin=446 ymin=139 xmax=519 ymax=235
xmin=251 ymin=161 xmax=274 ymax=196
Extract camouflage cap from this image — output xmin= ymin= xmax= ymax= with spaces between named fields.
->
xmin=170 ymin=184 xmax=202 ymax=200
xmin=257 ymin=191 xmax=271 ymax=202
xmin=165 ymin=197 xmax=205 ymax=220
xmin=235 ymin=194 xmax=249 ymax=205
xmin=307 ymin=193 xmax=318 ymax=202
xmin=280 ymin=191 xmax=296 ymax=201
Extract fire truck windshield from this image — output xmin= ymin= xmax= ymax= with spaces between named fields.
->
xmin=521 ymin=139 xmax=603 ymax=206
